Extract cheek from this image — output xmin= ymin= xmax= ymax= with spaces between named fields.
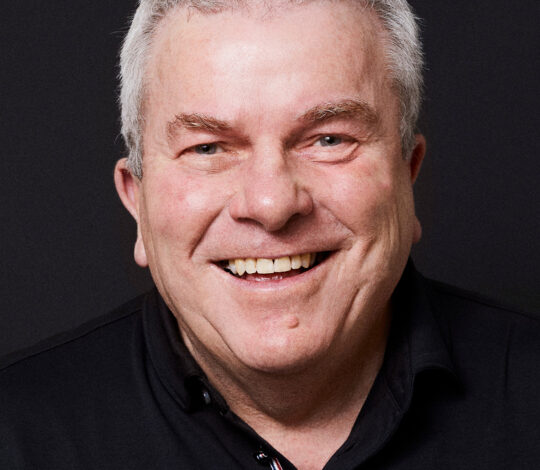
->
xmin=142 ymin=170 xmax=227 ymax=244
xmin=319 ymin=159 xmax=398 ymax=233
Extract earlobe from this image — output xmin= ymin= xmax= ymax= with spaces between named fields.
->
xmin=134 ymin=225 xmax=149 ymax=267
xmin=114 ymin=158 xmax=149 ymax=267
xmin=409 ymin=134 xmax=426 ymax=184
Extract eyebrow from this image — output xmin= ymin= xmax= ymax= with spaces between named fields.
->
xmin=297 ymin=99 xmax=381 ymax=129
xmin=166 ymin=98 xmax=380 ymax=141
xmin=166 ymin=113 xmax=232 ymax=141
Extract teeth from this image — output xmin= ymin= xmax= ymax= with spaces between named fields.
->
xmin=235 ymin=259 xmax=246 ymax=276
xmin=228 ymin=260 xmax=237 ymax=274
xmin=274 ymin=256 xmax=291 ymax=273
xmin=225 ymin=253 xmax=317 ymax=276
xmin=291 ymin=255 xmax=302 ymax=270
xmin=245 ymin=258 xmax=256 ymax=274
xmin=256 ymin=258 xmax=274 ymax=274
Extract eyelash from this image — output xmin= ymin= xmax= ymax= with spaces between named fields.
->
xmin=181 ymin=133 xmax=353 ymax=157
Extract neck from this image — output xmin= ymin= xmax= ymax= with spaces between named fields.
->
xmin=182 ymin=309 xmax=390 ymax=469
xmin=223 ymin=346 xmax=384 ymax=425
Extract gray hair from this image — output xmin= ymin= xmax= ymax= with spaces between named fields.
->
xmin=119 ymin=0 xmax=423 ymax=178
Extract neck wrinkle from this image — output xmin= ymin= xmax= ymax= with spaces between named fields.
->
xmin=181 ymin=304 xmax=390 ymax=431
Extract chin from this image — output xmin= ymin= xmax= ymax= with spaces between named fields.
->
xmin=244 ymin=356 xmax=318 ymax=376
xmin=234 ymin=333 xmax=328 ymax=376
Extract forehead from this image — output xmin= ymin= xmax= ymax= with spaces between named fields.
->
xmin=145 ymin=1 xmax=393 ymax=126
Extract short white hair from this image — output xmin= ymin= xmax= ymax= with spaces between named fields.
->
xmin=119 ymin=0 xmax=424 ymax=178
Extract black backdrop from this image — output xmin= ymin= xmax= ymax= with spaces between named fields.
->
xmin=1 ymin=1 xmax=539 ymax=357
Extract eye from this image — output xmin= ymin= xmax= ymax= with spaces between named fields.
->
xmin=193 ymin=143 xmax=222 ymax=155
xmin=317 ymin=135 xmax=343 ymax=147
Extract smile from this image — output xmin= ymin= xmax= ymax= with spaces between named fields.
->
xmin=219 ymin=252 xmax=330 ymax=279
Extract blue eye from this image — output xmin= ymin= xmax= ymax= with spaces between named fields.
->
xmin=319 ymin=135 xmax=343 ymax=147
xmin=194 ymin=143 xmax=219 ymax=155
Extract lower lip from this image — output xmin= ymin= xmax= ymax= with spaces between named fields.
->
xmin=213 ymin=253 xmax=334 ymax=290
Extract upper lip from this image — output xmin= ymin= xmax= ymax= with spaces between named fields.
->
xmin=202 ymin=229 xmax=349 ymax=263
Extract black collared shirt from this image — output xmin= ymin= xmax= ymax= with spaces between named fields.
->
xmin=1 ymin=263 xmax=539 ymax=469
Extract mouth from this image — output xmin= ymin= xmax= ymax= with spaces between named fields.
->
xmin=217 ymin=252 xmax=332 ymax=281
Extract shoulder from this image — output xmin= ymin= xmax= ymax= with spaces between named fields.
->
xmin=414 ymin=276 xmax=540 ymax=457
xmin=424 ymin=276 xmax=540 ymax=333
xmin=422 ymin=276 xmax=540 ymax=388
xmin=0 ymin=293 xmax=146 ymax=388
xmin=0 ymin=292 xmax=158 ymax=468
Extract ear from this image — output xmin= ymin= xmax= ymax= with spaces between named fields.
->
xmin=408 ymin=134 xmax=426 ymax=244
xmin=409 ymin=134 xmax=426 ymax=184
xmin=114 ymin=159 xmax=148 ymax=267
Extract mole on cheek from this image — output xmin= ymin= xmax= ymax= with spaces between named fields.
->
xmin=286 ymin=315 xmax=300 ymax=329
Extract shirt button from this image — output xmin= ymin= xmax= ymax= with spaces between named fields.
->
xmin=254 ymin=450 xmax=270 ymax=465
xmin=201 ymin=388 xmax=212 ymax=405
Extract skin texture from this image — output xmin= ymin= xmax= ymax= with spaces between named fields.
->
xmin=115 ymin=3 xmax=425 ymax=468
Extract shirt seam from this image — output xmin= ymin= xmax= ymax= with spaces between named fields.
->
xmin=0 ymin=301 xmax=143 ymax=371
xmin=426 ymin=278 xmax=539 ymax=322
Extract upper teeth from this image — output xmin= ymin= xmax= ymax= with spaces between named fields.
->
xmin=227 ymin=253 xmax=316 ymax=276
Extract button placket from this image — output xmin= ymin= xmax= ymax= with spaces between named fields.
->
xmin=254 ymin=450 xmax=284 ymax=470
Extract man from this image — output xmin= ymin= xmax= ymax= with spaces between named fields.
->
xmin=1 ymin=1 xmax=539 ymax=469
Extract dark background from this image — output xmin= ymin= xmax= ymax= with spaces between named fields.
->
xmin=1 ymin=1 xmax=538 ymax=357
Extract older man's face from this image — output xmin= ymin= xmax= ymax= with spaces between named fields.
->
xmin=117 ymin=2 xmax=424 ymax=374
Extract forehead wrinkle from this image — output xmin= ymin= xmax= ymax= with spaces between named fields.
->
xmin=166 ymin=113 xmax=233 ymax=141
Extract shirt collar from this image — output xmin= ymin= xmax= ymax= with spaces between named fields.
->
xmin=142 ymin=288 xmax=229 ymax=412
xmin=384 ymin=259 xmax=457 ymax=410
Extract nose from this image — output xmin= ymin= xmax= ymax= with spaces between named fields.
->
xmin=228 ymin=145 xmax=313 ymax=232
